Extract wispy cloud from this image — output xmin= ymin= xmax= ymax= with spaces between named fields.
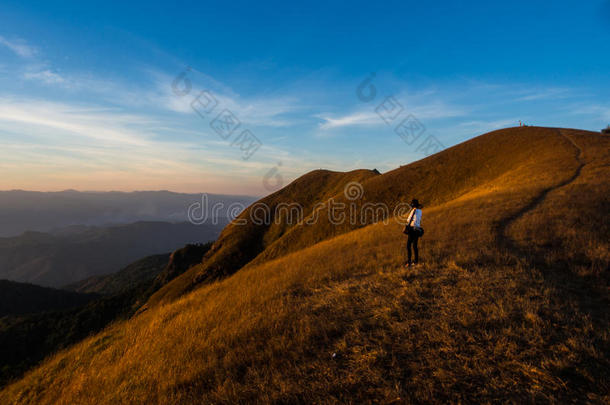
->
xmin=0 ymin=36 xmax=37 ymax=58
xmin=0 ymin=98 xmax=155 ymax=145
xmin=16 ymin=64 xmax=304 ymax=129
xmin=513 ymin=87 xmax=572 ymax=101
xmin=316 ymin=111 xmax=379 ymax=129
xmin=317 ymin=92 xmax=468 ymax=131
xmin=23 ymin=69 xmax=66 ymax=84
xmin=148 ymin=69 xmax=303 ymax=127
xmin=457 ymin=118 xmax=517 ymax=133
xmin=571 ymin=104 xmax=610 ymax=121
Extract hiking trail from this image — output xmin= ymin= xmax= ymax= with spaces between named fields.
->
xmin=496 ymin=129 xmax=586 ymax=257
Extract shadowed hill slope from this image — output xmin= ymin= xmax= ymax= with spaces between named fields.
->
xmin=64 ymin=254 xmax=170 ymax=295
xmin=0 ymin=243 xmax=213 ymax=388
xmin=1 ymin=127 xmax=608 ymax=403
xmin=0 ymin=280 xmax=98 ymax=317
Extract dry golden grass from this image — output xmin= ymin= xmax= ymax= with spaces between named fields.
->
xmin=1 ymin=127 xmax=608 ymax=403
xmin=507 ymin=129 xmax=610 ymax=275
xmin=150 ymin=127 xmax=583 ymax=308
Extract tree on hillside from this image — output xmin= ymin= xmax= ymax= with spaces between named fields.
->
xmin=602 ymin=125 xmax=610 ymax=134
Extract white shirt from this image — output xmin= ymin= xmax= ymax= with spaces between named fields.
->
xmin=407 ymin=208 xmax=422 ymax=228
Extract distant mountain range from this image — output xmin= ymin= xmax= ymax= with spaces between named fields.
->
xmin=0 ymin=190 xmax=257 ymax=237
xmin=0 ymin=221 xmax=224 ymax=287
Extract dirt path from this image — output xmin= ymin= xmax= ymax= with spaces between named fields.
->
xmin=496 ymin=129 xmax=585 ymax=257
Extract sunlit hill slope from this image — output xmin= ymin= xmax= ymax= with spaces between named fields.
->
xmin=1 ymin=127 xmax=608 ymax=403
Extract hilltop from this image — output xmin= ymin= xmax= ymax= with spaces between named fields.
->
xmin=1 ymin=127 xmax=608 ymax=403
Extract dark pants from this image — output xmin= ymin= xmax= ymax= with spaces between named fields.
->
xmin=406 ymin=230 xmax=419 ymax=264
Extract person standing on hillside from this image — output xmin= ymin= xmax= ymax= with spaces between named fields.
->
xmin=404 ymin=199 xmax=424 ymax=267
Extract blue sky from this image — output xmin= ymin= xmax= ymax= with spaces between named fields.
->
xmin=0 ymin=0 xmax=608 ymax=195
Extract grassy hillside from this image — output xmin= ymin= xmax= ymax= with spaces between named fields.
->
xmin=148 ymin=127 xmax=584 ymax=307
xmin=1 ymin=127 xmax=608 ymax=403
